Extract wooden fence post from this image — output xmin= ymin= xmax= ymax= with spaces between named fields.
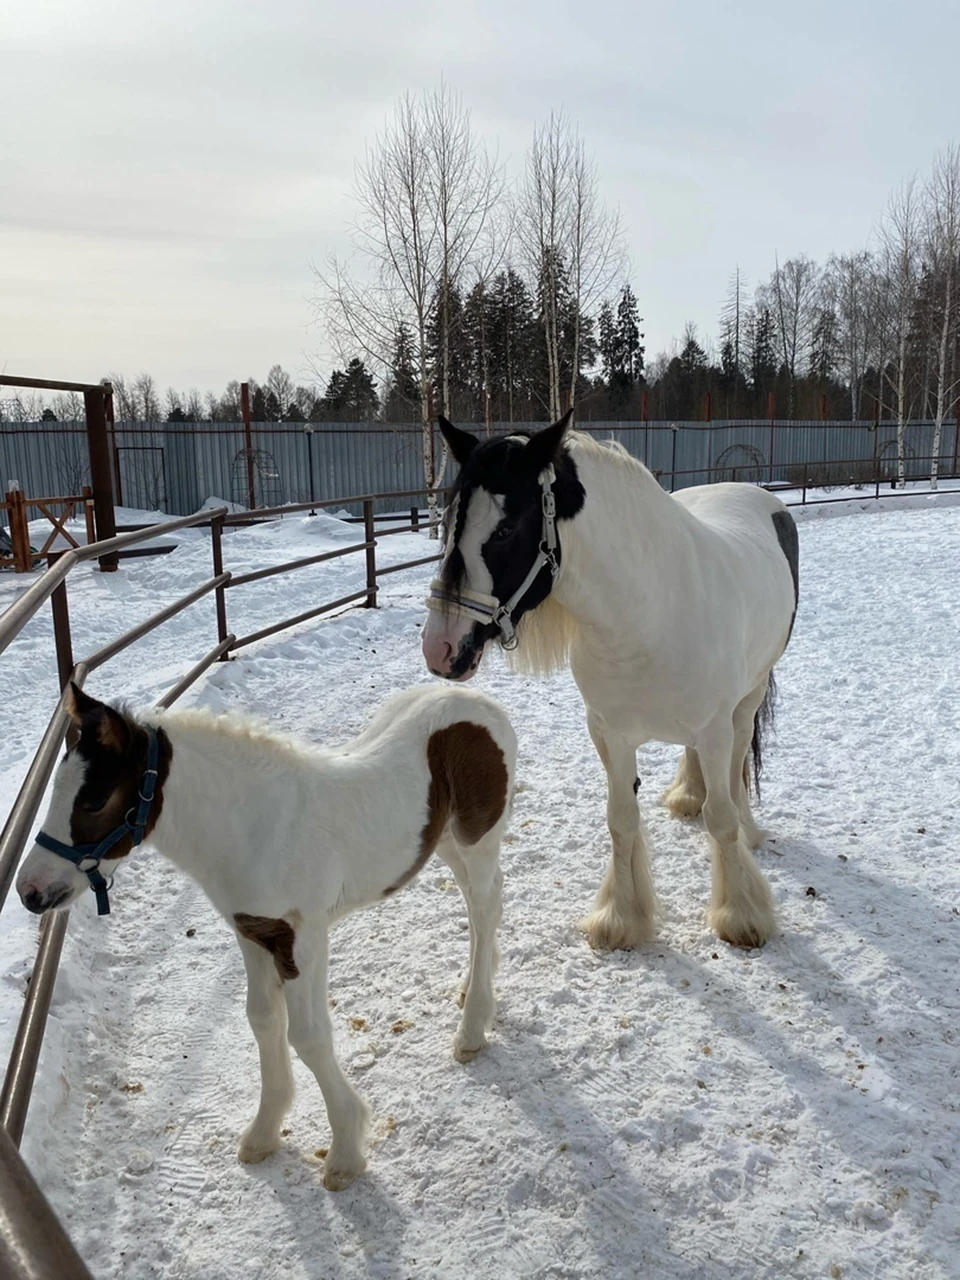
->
xmin=7 ymin=486 xmax=32 ymax=574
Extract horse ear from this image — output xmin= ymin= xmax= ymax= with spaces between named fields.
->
xmin=438 ymin=416 xmax=478 ymax=467
xmin=65 ymin=681 xmax=100 ymax=726
xmin=525 ymin=408 xmax=573 ymax=474
xmin=64 ymin=682 xmax=131 ymax=753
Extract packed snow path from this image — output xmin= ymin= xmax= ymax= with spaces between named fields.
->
xmin=1 ymin=500 xmax=958 ymax=1279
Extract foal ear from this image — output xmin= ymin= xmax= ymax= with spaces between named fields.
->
xmin=524 ymin=408 xmax=573 ymax=475
xmin=438 ymin=416 xmax=478 ymax=467
xmin=64 ymin=682 xmax=132 ymax=753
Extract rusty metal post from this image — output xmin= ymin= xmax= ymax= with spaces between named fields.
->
xmin=411 ymin=505 xmax=419 ymax=531
xmin=363 ymin=499 xmax=377 ymax=608
xmin=84 ymin=387 xmax=118 ymax=571
xmin=802 ymin=463 xmax=808 ymax=505
xmin=210 ymin=514 xmax=230 ymax=655
xmin=704 ymin=391 xmax=712 ymax=422
xmin=241 ymin=382 xmax=256 ymax=510
xmin=48 ymin=557 xmax=74 ymax=691
xmin=81 ymin=486 xmax=95 ymax=545
xmin=105 ymin=383 xmax=123 ymax=507
xmin=0 ymin=1120 xmax=95 ymax=1278
xmin=767 ymin=393 xmax=776 ymax=484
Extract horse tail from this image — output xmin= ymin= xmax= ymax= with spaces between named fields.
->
xmin=750 ymin=671 xmax=778 ymax=798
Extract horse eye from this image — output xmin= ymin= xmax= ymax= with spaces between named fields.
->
xmin=492 ymin=522 xmax=515 ymax=542
xmin=79 ymin=798 xmax=107 ymax=814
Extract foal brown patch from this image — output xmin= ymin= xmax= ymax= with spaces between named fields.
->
xmin=234 ymin=913 xmax=300 ymax=981
xmin=383 ymin=721 xmax=508 ymax=896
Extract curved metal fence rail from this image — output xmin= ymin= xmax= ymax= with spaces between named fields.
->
xmin=0 ymin=485 xmax=445 ymax=1277
xmin=0 ymin=507 xmax=229 ymax=1279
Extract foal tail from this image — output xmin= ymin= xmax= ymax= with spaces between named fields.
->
xmin=748 ymin=671 xmax=778 ymax=799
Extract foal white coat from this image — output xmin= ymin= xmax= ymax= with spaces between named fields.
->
xmin=18 ymin=682 xmax=516 ymax=1190
xmin=423 ymin=422 xmax=798 ymax=952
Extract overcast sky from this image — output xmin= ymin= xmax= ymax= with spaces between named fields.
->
xmin=2 ymin=0 xmax=958 ymax=399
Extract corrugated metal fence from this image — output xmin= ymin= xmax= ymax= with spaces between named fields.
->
xmin=1 ymin=419 xmax=958 ymax=518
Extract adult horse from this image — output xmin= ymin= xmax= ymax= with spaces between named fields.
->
xmin=422 ymin=412 xmax=799 ymax=951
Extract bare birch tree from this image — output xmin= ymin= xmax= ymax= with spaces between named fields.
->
xmin=877 ymin=178 xmax=923 ymax=485
xmin=518 ymin=111 xmax=624 ymax=420
xmin=424 ymin=82 xmax=504 ymax=421
xmin=315 ymin=88 xmax=501 ymax=533
xmin=824 ymin=251 xmax=878 ymax=420
xmin=767 ymin=255 xmax=820 ymax=414
xmin=924 ymin=144 xmax=960 ymax=488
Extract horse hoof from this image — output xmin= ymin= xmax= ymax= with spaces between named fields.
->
xmin=453 ymin=1034 xmax=487 ymax=1063
xmin=580 ymin=907 xmax=656 ymax=952
xmin=323 ymin=1157 xmax=365 ymax=1191
xmin=708 ymin=905 xmax=776 ymax=949
xmin=661 ymin=787 xmax=704 ymax=819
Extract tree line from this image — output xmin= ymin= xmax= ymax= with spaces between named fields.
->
xmin=3 ymin=81 xmax=956 ymax=495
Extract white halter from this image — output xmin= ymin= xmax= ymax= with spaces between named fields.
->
xmin=426 ymin=466 xmax=559 ymax=649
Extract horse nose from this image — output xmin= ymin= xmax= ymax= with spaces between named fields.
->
xmin=22 ymin=886 xmax=47 ymax=914
xmin=422 ymin=633 xmax=455 ymax=676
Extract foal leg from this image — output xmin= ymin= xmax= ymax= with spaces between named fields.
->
xmin=661 ymin=747 xmax=707 ymax=818
xmin=581 ymin=712 xmax=658 ymax=950
xmin=437 ymin=830 xmax=503 ymax=1062
xmin=237 ymin=938 xmax=296 ymax=1163
xmin=697 ymin=716 xmax=776 ymax=948
xmin=283 ymin=921 xmax=370 ymax=1191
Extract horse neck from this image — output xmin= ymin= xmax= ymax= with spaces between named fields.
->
xmin=555 ymin=444 xmax=688 ymax=633
xmin=145 ymin=713 xmax=356 ymax=882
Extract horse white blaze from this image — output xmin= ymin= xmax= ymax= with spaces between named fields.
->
xmin=421 ymin=489 xmax=501 ymax=679
xmin=17 ymin=754 xmax=101 ymax=909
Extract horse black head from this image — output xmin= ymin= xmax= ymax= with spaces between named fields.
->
xmin=422 ymin=411 xmax=584 ymax=680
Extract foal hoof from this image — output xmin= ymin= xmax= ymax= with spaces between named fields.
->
xmin=453 ymin=1033 xmax=487 ymax=1063
xmin=238 ymin=1137 xmax=281 ymax=1164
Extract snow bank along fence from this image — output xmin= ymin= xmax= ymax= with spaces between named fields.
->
xmin=3 ymin=414 xmax=959 ymax=517
xmin=0 ymin=479 xmax=445 ymax=1276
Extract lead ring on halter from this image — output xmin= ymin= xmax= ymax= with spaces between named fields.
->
xmin=33 ymin=726 xmax=160 ymax=916
xmin=426 ymin=465 xmax=559 ymax=648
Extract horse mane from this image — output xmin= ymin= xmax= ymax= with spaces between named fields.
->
xmin=504 ymin=431 xmax=656 ymax=678
xmin=143 ymin=706 xmax=332 ymax=763
xmin=566 ymin=428 xmax=652 ymax=476
xmin=506 ymin=593 xmax=579 ymax=676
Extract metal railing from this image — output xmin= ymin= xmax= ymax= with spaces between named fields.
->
xmin=0 ymin=506 xmax=230 ymax=1279
xmin=652 ymin=453 xmax=960 ymax=502
xmin=210 ymin=486 xmax=446 ymax=654
xmin=0 ymin=487 xmax=448 ymax=1277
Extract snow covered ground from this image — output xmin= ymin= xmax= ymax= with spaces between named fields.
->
xmin=1 ymin=495 xmax=958 ymax=1279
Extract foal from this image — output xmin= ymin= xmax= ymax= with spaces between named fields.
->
xmin=18 ymin=682 xmax=516 ymax=1190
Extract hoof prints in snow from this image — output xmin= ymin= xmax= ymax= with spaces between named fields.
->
xmin=0 ymin=504 xmax=958 ymax=1278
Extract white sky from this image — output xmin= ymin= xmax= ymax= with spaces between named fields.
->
xmin=2 ymin=0 xmax=958 ymax=398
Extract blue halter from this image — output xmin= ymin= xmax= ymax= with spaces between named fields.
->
xmin=34 ymin=727 xmax=160 ymax=917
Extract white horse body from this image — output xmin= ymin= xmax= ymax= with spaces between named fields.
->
xmin=558 ymin=453 xmax=795 ymax=747
xmin=18 ymin=682 xmax=516 ymax=1190
xmin=423 ymin=422 xmax=798 ymax=953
